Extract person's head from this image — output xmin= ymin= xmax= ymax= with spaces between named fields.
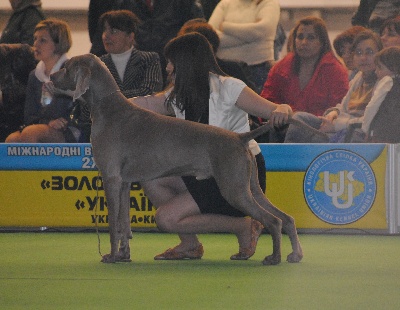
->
xmin=374 ymin=46 xmax=400 ymax=80
xmin=291 ymin=16 xmax=331 ymax=60
xmin=351 ymin=30 xmax=383 ymax=77
xmin=99 ymin=10 xmax=140 ymax=54
xmin=164 ymin=33 xmax=224 ymax=117
xmin=333 ymin=26 xmax=367 ymax=70
xmin=9 ymin=0 xmax=40 ymax=11
xmin=33 ymin=18 xmax=72 ymax=61
xmin=380 ymin=16 xmax=400 ymax=48
xmin=178 ymin=19 xmax=220 ymax=53
xmin=164 ymin=32 xmax=223 ymax=84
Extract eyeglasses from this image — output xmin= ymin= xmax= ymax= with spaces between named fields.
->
xmin=354 ymin=49 xmax=376 ymax=57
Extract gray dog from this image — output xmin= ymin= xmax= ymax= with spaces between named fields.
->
xmin=50 ymin=54 xmax=303 ymax=265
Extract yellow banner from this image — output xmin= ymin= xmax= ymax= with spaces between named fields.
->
xmin=0 ymin=171 xmax=155 ymax=227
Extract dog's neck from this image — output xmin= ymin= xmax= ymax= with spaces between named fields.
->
xmin=98 ymin=89 xmax=121 ymax=102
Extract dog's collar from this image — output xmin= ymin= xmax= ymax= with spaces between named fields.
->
xmin=98 ymin=89 xmax=121 ymax=102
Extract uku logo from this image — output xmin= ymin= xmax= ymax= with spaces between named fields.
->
xmin=304 ymin=149 xmax=376 ymax=225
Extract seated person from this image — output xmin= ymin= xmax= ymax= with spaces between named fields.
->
xmin=0 ymin=0 xmax=46 ymax=46
xmin=284 ymin=30 xmax=383 ymax=143
xmin=361 ymin=46 xmax=400 ymax=143
xmin=0 ymin=43 xmax=37 ymax=142
xmin=333 ymin=25 xmax=367 ymax=80
xmin=99 ymin=10 xmax=163 ymax=98
xmin=380 ymin=16 xmax=400 ymax=48
xmin=6 ymin=18 xmax=91 ymax=143
xmin=261 ymin=16 xmax=349 ymax=117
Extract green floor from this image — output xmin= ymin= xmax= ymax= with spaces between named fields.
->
xmin=1 ymin=232 xmax=400 ymax=310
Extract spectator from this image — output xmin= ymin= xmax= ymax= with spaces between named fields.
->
xmin=380 ymin=16 xmax=400 ymax=48
xmin=117 ymin=0 xmax=205 ymax=86
xmin=333 ymin=25 xmax=367 ymax=80
xmin=88 ymin=0 xmax=138 ymax=57
xmin=88 ymin=0 xmax=117 ymax=57
xmin=0 ymin=0 xmax=46 ymax=46
xmin=284 ymin=30 xmax=383 ymax=143
xmin=361 ymin=46 xmax=400 ymax=142
xmin=352 ymin=0 xmax=400 ymax=33
xmin=99 ymin=10 xmax=163 ymax=98
xmin=261 ymin=16 xmax=349 ymax=117
xmin=0 ymin=43 xmax=37 ymax=141
xmin=208 ymin=0 xmax=280 ymax=94
xmin=5 ymin=19 xmax=90 ymax=143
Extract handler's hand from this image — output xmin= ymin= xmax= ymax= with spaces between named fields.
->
xmin=49 ymin=117 xmax=68 ymax=130
xmin=269 ymin=104 xmax=292 ymax=127
xmin=318 ymin=116 xmax=335 ymax=133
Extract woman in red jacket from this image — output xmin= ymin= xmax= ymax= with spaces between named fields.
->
xmin=261 ymin=16 xmax=349 ymax=117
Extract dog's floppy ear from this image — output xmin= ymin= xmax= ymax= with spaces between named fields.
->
xmin=73 ymin=66 xmax=91 ymax=101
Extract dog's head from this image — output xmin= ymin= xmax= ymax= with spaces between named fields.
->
xmin=51 ymin=53 xmax=120 ymax=104
xmin=50 ymin=54 xmax=97 ymax=102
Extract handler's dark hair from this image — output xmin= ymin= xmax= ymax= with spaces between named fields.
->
xmin=178 ymin=19 xmax=220 ymax=53
xmin=163 ymin=33 xmax=225 ymax=123
xmin=99 ymin=10 xmax=140 ymax=34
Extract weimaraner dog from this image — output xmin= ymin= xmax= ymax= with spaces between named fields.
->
xmin=50 ymin=54 xmax=303 ymax=265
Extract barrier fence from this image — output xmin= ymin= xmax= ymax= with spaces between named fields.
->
xmin=1 ymin=143 xmax=399 ymax=234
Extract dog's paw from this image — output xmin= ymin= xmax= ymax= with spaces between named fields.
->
xmin=101 ymin=253 xmax=116 ymax=263
xmin=287 ymin=252 xmax=303 ymax=263
xmin=115 ymin=251 xmax=132 ymax=263
xmin=262 ymin=254 xmax=281 ymax=266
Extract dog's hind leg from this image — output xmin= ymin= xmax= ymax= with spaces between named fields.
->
xmin=101 ymin=177 xmax=130 ymax=263
xmin=250 ymin=164 xmax=303 ymax=263
xmin=218 ymin=180 xmax=283 ymax=265
xmin=116 ymin=181 xmax=132 ymax=262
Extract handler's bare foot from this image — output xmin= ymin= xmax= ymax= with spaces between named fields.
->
xmin=154 ymin=242 xmax=203 ymax=260
xmin=231 ymin=218 xmax=263 ymax=260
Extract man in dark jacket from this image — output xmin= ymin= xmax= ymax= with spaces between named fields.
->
xmin=0 ymin=0 xmax=46 ymax=46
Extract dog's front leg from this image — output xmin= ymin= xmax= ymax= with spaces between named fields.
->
xmin=115 ymin=181 xmax=132 ymax=262
xmin=101 ymin=177 xmax=123 ymax=263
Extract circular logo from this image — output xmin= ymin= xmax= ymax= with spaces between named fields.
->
xmin=304 ymin=149 xmax=376 ymax=225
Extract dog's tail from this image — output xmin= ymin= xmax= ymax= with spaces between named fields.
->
xmin=239 ymin=118 xmax=329 ymax=142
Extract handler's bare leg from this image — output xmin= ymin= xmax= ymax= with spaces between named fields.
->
xmin=142 ymin=177 xmax=256 ymax=255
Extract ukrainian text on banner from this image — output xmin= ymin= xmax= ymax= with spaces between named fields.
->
xmin=0 ymin=144 xmax=155 ymax=228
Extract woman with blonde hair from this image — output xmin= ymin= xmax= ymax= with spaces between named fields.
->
xmin=6 ymin=18 xmax=91 ymax=143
